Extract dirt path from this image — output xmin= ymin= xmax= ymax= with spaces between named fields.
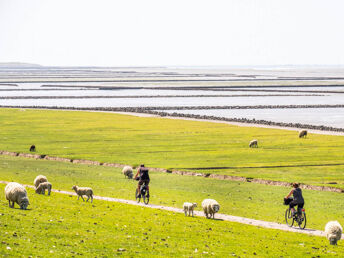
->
xmin=2 ymin=180 xmax=340 ymax=240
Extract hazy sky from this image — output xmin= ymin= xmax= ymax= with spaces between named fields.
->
xmin=1 ymin=0 xmax=344 ymax=66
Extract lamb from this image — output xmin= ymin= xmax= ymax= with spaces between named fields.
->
xmin=5 ymin=182 xmax=30 ymax=210
xmin=72 ymin=185 xmax=93 ymax=203
xmin=35 ymin=181 xmax=52 ymax=195
xmin=202 ymin=199 xmax=220 ymax=219
xmin=325 ymin=221 xmax=342 ymax=245
xmin=249 ymin=139 xmax=258 ymax=148
xmin=299 ymin=130 xmax=307 ymax=138
xmin=34 ymin=175 xmax=48 ymax=188
xmin=122 ymin=166 xmax=133 ymax=179
xmin=183 ymin=202 xmax=197 ymax=217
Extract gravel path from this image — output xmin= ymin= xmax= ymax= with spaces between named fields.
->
xmin=2 ymin=180 xmax=340 ymax=239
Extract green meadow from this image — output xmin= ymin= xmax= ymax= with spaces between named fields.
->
xmin=1 ymin=108 xmax=344 ymax=256
xmin=1 ymin=184 xmax=343 ymax=257
xmin=0 ymin=155 xmax=343 ymax=231
xmin=0 ymin=108 xmax=344 ymax=187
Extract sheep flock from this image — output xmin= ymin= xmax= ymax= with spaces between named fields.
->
xmin=3 ymin=129 xmax=344 ymax=248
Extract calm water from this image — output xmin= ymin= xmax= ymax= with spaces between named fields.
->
xmin=1 ymin=83 xmax=343 ymax=128
xmin=0 ymin=95 xmax=343 ymax=107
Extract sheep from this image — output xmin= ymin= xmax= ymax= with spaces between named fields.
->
xmin=34 ymin=175 xmax=48 ymax=188
xmin=202 ymin=199 xmax=220 ymax=219
xmin=183 ymin=202 xmax=197 ymax=217
xmin=249 ymin=139 xmax=258 ymax=148
xmin=325 ymin=221 xmax=342 ymax=245
xmin=122 ymin=166 xmax=133 ymax=179
xmin=299 ymin=130 xmax=307 ymax=138
xmin=72 ymin=185 xmax=93 ymax=203
xmin=5 ymin=182 xmax=30 ymax=210
xmin=35 ymin=181 xmax=52 ymax=195
xmin=29 ymin=145 xmax=36 ymax=152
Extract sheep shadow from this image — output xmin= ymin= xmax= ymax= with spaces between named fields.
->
xmin=11 ymin=207 xmax=32 ymax=211
xmin=204 ymin=217 xmax=224 ymax=221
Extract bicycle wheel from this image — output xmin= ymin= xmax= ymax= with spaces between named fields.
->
xmin=285 ymin=208 xmax=294 ymax=227
xmin=143 ymin=194 xmax=149 ymax=205
xmin=135 ymin=189 xmax=141 ymax=203
xmin=298 ymin=212 xmax=306 ymax=229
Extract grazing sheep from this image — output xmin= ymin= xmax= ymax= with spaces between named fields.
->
xmin=325 ymin=221 xmax=342 ymax=245
xmin=299 ymin=130 xmax=307 ymax=138
xmin=5 ymin=182 xmax=30 ymax=210
xmin=72 ymin=185 xmax=93 ymax=203
xmin=30 ymin=145 xmax=36 ymax=152
xmin=249 ymin=139 xmax=258 ymax=148
xmin=34 ymin=175 xmax=48 ymax=188
xmin=183 ymin=202 xmax=197 ymax=217
xmin=202 ymin=199 xmax=220 ymax=219
xmin=122 ymin=166 xmax=133 ymax=179
xmin=35 ymin=181 xmax=52 ymax=195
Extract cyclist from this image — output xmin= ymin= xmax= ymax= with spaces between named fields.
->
xmin=285 ymin=182 xmax=304 ymax=216
xmin=134 ymin=164 xmax=150 ymax=198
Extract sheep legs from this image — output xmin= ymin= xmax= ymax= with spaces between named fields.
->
xmin=86 ymin=195 xmax=93 ymax=203
xmin=78 ymin=195 xmax=85 ymax=201
xmin=9 ymin=201 xmax=15 ymax=208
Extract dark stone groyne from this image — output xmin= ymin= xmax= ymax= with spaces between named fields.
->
xmin=1 ymin=105 xmax=344 ymax=132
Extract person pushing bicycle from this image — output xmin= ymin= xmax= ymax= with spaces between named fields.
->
xmin=134 ymin=164 xmax=150 ymax=198
xmin=285 ymin=182 xmax=304 ymax=216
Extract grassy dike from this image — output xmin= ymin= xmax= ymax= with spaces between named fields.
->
xmin=1 ymin=184 xmax=343 ymax=257
xmin=0 ymin=108 xmax=344 ymax=187
xmin=0 ymin=155 xmax=343 ymax=231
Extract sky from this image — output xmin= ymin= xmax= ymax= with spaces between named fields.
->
xmin=1 ymin=0 xmax=344 ymax=67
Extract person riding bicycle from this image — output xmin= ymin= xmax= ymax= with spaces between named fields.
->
xmin=134 ymin=164 xmax=150 ymax=198
xmin=285 ymin=182 xmax=304 ymax=216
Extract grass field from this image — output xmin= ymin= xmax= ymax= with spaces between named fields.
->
xmin=1 ymin=184 xmax=343 ymax=257
xmin=1 ymin=108 xmax=344 ymax=256
xmin=0 ymin=155 xmax=343 ymax=231
xmin=1 ymin=108 xmax=344 ymax=187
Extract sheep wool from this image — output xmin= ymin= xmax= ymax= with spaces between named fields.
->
xmin=202 ymin=199 xmax=220 ymax=219
xmin=122 ymin=166 xmax=133 ymax=179
xmin=249 ymin=139 xmax=258 ymax=148
xmin=299 ymin=130 xmax=307 ymax=138
xmin=34 ymin=175 xmax=48 ymax=188
xmin=35 ymin=181 xmax=52 ymax=195
xmin=5 ymin=182 xmax=30 ymax=210
xmin=325 ymin=221 xmax=343 ymax=245
xmin=72 ymin=185 xmax=94 ymax=203
xmin=183 ymin=202 xmax=197 ymax=217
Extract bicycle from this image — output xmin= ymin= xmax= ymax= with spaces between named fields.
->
xmin=284 ymin=198 xmax=306 ymax=229
xmin=135 ymin=178 xmax=149 ymax=205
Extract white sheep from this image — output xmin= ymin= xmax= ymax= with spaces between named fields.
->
xmin=325 ymin=221 xmax=342 ymax=245
xmin=5 ymin=182 xmax=30 ymax=210
xmin=202 ymin=199 xmax=220 ymax=219
xmin=299 ymin=130 xmax=307 ymax=138
xmin=249 ymin=139 xmax=258 ymax=148
xmin=183 ymin=202 xmax=197 ymax=217
xmin=34 ymin=175 xmax=48 ymax=188
xmin=72 ymin=185 xmax=93 ymax=203
xmin=122 ymin=166 xmax=133 ymax=179
xmin=35 ymin=181 xmax=52 ymax=195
